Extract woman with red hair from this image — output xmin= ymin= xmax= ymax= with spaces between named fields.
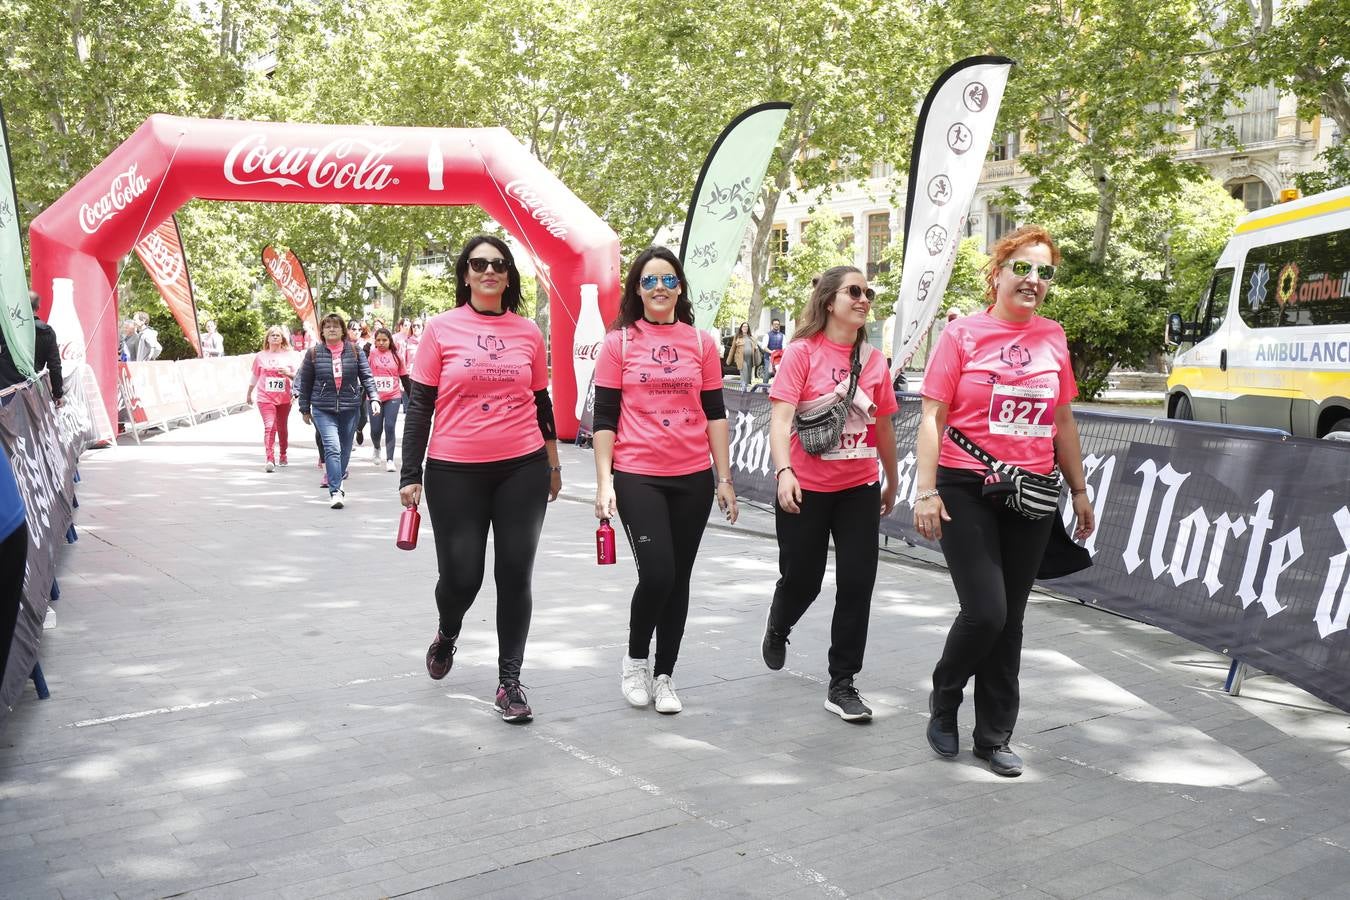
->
xmin=913 ymin=225 xmax=1095 ymax=777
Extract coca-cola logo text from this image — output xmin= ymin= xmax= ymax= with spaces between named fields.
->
xmin=505 ymin=180 xmax=570 ymax=239
xmin=225 ymin=135 xmax=400 ymax=191
xmin=573 ymin=342 xmax=601 ymax=360
xmin=137 ymin=232 xmax=183 ymax=285
xmin=264 ymin=250 xmax=314 ymax=314
xmin=79 ymin=163 xmax=149 ymax=234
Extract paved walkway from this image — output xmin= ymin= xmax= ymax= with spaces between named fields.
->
xmin=3 ymin=411 xmax=1349 ymax=899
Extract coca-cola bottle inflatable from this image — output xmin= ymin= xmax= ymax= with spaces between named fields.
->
xmin=572 ymin=283 xmax=603 ymax=419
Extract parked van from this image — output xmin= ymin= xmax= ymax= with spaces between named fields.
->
xmin=1165 ymin=185 xmax=1350 ymax=438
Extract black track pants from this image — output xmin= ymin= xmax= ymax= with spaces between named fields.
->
xmin=423 ymin=450 xmax=549 ymax=681
xmin=931 ymin=468 xmax=1054 ymax=749
xmin=770 ymin=481 xmax=880 ymax=686
xmin=613 ymin=468 xmax=714 ymax=677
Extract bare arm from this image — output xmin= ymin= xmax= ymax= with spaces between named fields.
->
xmin=913 ymin=397 xmax=952 ymax=540
xmin=1053 ymin=404 xmax=1095 ymax=541
xmin=769 ymin=399 xmax=801 ymax=514
xmin=875 ymin=414 xmax=898 ymax=516
xmin=706 ymin=416 xmax=738 ymax=523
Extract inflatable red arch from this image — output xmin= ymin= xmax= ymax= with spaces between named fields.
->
xmin=29 ymin=115 xmax=620 ymax=439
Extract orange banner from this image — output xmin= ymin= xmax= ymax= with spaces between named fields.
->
xmin=262 ymin=245 xmax=319 ymax=337
xmin=134 ymin=216 xmax=201 ymax=355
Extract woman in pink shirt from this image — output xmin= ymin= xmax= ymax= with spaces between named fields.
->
xmin=591 ymin=246 xmax=738 ymax=715
xmin=366 ymin=327 xmax=405 ymax=472
xmin=764 ymin=266 xmax=899 ymax=723
xmin=398 ymin=236 xmax=562 ymax=725
xmin=914 ymin=225 xmax=1095 ymax=777
xmin=245 ymin=325 xmax=298 ymax=472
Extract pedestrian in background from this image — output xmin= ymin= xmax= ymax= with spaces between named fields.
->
xmin=913 ymin=225 xmax=1095 ymax=777
xmin=592 ymin=246 xmax=737 ymax=715
xmin=366 ymin=327 xmax=404 ymax=472
xmin=725 ymin=321 xmax=762 ymax=392
xmin=296 ymin=313 xmax=380 ymax=508
xmin=399 ymin=235 xmax=561 ymax=725
xmin=201 ymin=320 xmax=225 ymax=358
xmin=763 ymin=265 xmax=898 ymax=723
xmin=245 ymin=325 xmax=298 ymax=472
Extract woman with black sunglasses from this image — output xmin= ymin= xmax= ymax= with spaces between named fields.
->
xmin=762 ymin=266 xmax=898 ymax=723
xmin=592 ymin=246 xmax=737 ymax=715
xmin=398 ymin=235 xmax=562 ymax=725
xmin=914 ymin=225 xmax=1094 ymax=777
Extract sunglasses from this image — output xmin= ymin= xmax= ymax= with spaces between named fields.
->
xmin=468 ymin=257 xmax=508 ymax=274
xmin=836 ymin=284 xmax=876 ymax=302
xmin=639 ymin=273 xmax=681 ymax=291
xmin=1003 ymin=259 xmax=1057 ymax=281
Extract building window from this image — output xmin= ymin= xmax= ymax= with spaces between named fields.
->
xmin=839 ymin=215 xmax=855 ymax=255
xmin=770 ymin=225 xmax=788 ymax=272
xmin=986 ymin=206 xmax=1014 ymax=249
xmin=866 ymin=213 xmax=890 ymax=278
xmin=990 ymin=131 xmax=1020 ymax=161
xmin=798 ymin=220 xmax=810 ymax=239
xmin=870 ymin=161 xmax=895 ymax=179
xmin=1198 ymin=83 xmax=1279 ymax=149
xmin=1228 ymin=178 xmax=1273 ymax=212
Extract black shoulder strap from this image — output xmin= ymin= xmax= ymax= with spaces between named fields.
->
xmin=946 ymin=425 xmax=1001 ymax=469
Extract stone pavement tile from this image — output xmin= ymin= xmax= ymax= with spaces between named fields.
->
xmin=1123 ymin=858 xmax=1284 ymax=897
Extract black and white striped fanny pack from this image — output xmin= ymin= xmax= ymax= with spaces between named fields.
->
xmin=946 ymin=426 xmax=1062 ymax=520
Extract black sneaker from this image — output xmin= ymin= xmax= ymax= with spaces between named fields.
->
xmin=973 ymin=743 xmax=1023 ymax=777
xmin=926 ymin=691 xmax=959 ymax=758
xmin=824 ymin=679 xmax=872 ymax=722
xmin=495 ymin=679 xmax=533 ymax=723
xmin=425 ymin=629 xmax=457 ymax=680
xmin=355 ymin=429 xmax=364 ymax=446
xmin=762 ymin=615 xmax=790 ymax=671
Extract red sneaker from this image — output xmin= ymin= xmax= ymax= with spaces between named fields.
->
xmin=495 ymin=680 xmax=532 ymax=723
xmin=425 ymin=629 xmax=457 ymax=680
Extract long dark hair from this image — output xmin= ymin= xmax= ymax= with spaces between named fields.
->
xmin=611 ymin=246 xmax=695 ymax=331
xmin=371 ymin=327 xmax=404 ymax=374
xmin=454 ymin=235 xmax=524 ymax=313
xmin=791 ymin=266 xmax=868 ymax=351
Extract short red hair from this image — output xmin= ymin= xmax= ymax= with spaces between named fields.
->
xmin=984 ymin=225 xmax=1061 ymax=300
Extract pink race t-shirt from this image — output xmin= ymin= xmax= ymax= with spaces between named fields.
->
xmin=594 ymin=321 xmax=723 ymax=476
xmin=367 ymin=347 xmax=403 ymax=401
xmin=769 ymin=334 xmax=899 ymax=493
xmin=252 ymin=349 xmax=298 ymax=405
xmin=325 ymin=341 xmax=344 ymax=390
xmin=922 ymin=310 xmax=1078 ymax=474
xmin=411 ymin=304 xmax=548 ymax=463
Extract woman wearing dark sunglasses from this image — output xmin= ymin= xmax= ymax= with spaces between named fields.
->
xmin=398 ymin=234 xmax=562 ymax=725
xmin=591 ymin=246 xmax=736 ymax=714
xmin=914 ymin=225 xmax=1095 ymax=777
xmin=763 ymin=266 xmax=898 ymax=722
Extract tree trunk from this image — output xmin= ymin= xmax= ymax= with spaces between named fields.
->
xmin=1090 ymin=162 xmax=1117 ymax=267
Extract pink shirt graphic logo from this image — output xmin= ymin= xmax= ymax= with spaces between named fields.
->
xmin=651 ymin=345 xmax=679 ymax=371
xmin=225 ymin=135 xmax=400 ymax=190
xmin=477 ymin=335 xmax=507 ymax=360
xmin=503 ymin=180 xmax=570 ymax=238
xmin=79 ymin=163 xmax=149 ymax=234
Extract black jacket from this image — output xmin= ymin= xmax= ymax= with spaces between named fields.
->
xmin=35 ymin=320 xmax=62 ymax=400
xmin=295 ymin=341 xmax=377 ymax=414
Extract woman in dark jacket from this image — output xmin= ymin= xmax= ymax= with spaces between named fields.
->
xmin=296 ymin=313 xmax=381 ymax=508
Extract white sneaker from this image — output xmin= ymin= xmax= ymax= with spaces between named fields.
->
xmin=330 ymin=490 xmax=345 ymax=509
xmin=264 ymin=461 xmax=275 ymax=473
xmin=385 ymin=459 xmax=396 ymax=472
xmin=653 ymin=675 xmax=682 ymax=714
xmin=621 ymin=655 xmax=651 ymax=707
xmin=371 ymin=448 xmax=381 ymax=465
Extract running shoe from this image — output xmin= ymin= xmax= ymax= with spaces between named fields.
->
xmin=278 ymin=457 xmax=288 ymax=467
xmin=264 ymin=461 xmax=275 ymax=473
xmin=621 ymin=655 xmax=651 ymax=707
xmin=495 ymin=679 xmax=533 ymax=723
xmin=425 ymin=629 xmax=457 ymax=680
xmin=355 ymin=429 xmax=364 ymax=446
xmin=762 ymin=614 xmax=790 ymax=671
xmin=329 ymin=490 xmax=345 ymax=509
xmin=652 ymin=674 xmax=682 ymax=714
xmin=371 ymin=447 xmax=381 ymax=466
xmin=385 ymin=460 xmax=396 ymax=472
xmin=824 ymin=678 xmax=872 ymax=722
xmin=973 ymin=743 xmax=1023 ymax=777
xmin=926 ymin=691 xmax=959 ymax=758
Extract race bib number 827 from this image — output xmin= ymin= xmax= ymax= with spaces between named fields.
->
xmin=987 ymin=383 xmax=1054 ymax=437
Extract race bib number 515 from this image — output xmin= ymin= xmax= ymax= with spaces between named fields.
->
xmin=987 ymin=383 xmax=1054 ymax=437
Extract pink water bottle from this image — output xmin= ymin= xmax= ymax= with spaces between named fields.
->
xmin=596 ymin=518 xmax=616 ymax=565
xmin=396 ymin=504 xmax=421 ymax=550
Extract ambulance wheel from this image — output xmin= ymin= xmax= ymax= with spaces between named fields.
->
xmin=1172 ymin=395 xmax=1193 ymax=421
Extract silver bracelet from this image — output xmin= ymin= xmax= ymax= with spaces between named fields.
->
xmin=915 ymin=488 xmax=940 ymax=502
xmin=547 ymin=465 xmax=562 ymax=473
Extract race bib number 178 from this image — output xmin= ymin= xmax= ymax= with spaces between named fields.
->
xmin=987 ymin=383 xmax=1054 ymax=437
xmin=264 ymin=376 xmax=287 ymax=393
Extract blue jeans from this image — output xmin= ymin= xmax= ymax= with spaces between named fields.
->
xmin=311 ymin=407 xmax=358 ymax=494
xmin=369 ymin=395 xmax=402 ymax=460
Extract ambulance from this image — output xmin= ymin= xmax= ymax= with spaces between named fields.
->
xmin=1165 ymin=185 xmax=1350 ymax=438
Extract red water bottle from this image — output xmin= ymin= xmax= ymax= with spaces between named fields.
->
xmin=596 ymin=518 xmax=616 ymax=565
xmin=396 ymin=504 xmax=421 ymax=550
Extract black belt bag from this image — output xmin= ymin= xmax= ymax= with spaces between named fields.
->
xmin=946 ymin=426 xmax=1062 ymax=520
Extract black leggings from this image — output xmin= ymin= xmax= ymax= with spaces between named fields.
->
xmin=932 ymin=468 xmax=1054 ymax=749
xmin=613 ymin=468 xmax=714 ymax=677
xmin=424 ymin=449 xmax=549 ymax=681
xmin=770 ymin=481 xmax=880 ymax=686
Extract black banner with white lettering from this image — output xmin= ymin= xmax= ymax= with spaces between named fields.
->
xmin=725 ymin=391 xmax=1350 ymax=712
xmin=0 ymin=375 xmax=91 ymax=711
